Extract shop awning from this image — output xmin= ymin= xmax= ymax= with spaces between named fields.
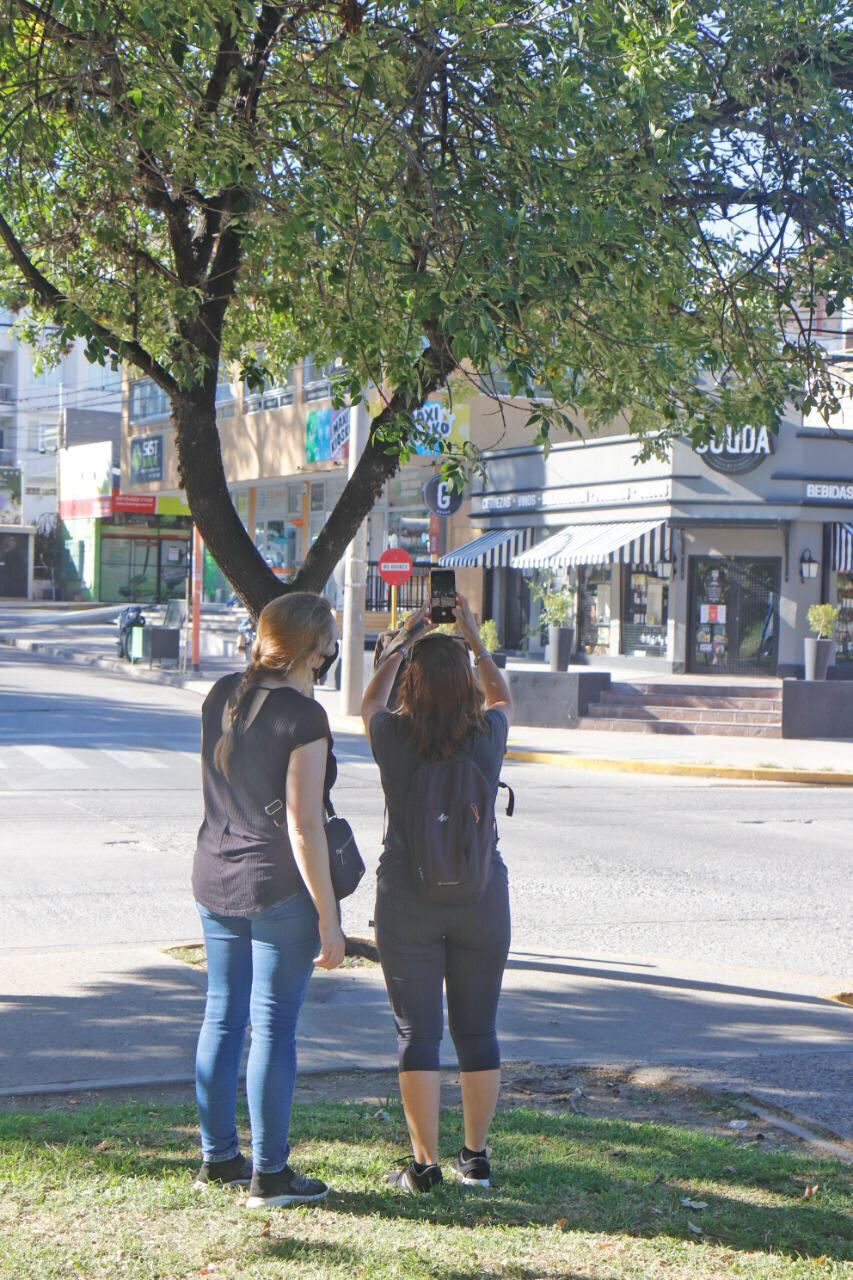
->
xmin=831 ymin=523 xmax=853 ymax=573
xmin=511 ymin=520 xmax=671 ymax=570
xmin=439 ymin=528 xmax=535 ymax=569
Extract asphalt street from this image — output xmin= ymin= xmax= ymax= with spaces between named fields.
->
xmin=1 ymin=647 xmax=851 ymax=975
xmin=0 ymin=647 xmax=850 ymax=1138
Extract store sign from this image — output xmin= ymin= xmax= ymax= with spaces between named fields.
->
xmin=130 ymin=435 xmax=163 ymax=483
xmin=477 ymin=482 xmax=670 ymax=514
xmin=0 ymin=467 xmax=22 ymax=524
xmin=305 ymin=406 xmax=350 ymax=462
xmin=805 ymin=482 xmax=853 ymax=502
xmin=694 ymin=426 xmax=774 ymax=475
xmin=422 ymin=474 xmax=463 ymax=517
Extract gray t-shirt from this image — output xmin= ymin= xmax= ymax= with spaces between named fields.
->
xmin=369 ymin=707 xmax=509 ymax=873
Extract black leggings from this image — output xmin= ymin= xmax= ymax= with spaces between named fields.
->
xmin=374 ymin=862 xmax=511 ymax=1072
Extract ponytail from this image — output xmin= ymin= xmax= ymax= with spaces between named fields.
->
xmin=213 ymin=659 xmax=265 ymax=779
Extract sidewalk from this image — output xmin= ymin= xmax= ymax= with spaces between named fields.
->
xmin=4 ymin=613 xmax=853 ymax=782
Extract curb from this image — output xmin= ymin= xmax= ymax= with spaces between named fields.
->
xmin=5 ymin=633 xmax=853 ymax=785
xmin=503 ymin=749 xmax=853 ymax=787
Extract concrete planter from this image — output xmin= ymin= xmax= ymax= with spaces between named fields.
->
xmin=804 ymin=637 xmax=833 ymax=681
xmin=548 ymin=624 xmax=575 ymax=673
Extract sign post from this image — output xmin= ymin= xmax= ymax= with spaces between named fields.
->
xmin=191 ymin=525 xmax=203 ymax=672
xmin=377 ymin=547 xmax=414 ymax=631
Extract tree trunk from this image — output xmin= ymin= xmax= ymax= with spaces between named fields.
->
xmin=172 ymin=392 xmax=284 ymax=617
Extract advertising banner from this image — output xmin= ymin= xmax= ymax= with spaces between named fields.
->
xmin=59 ymin=442 xmax=115 ymax=519
xmin=130 ymin=434 xmax=164 ymax=484
xmin=0 ymin=466 xmax=22 ymax=524
xmin=305 ymin=407 xmax=350 ymax=462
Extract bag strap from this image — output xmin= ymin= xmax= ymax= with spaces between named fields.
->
xmin=498 ymin=780 xmax=515 ymax=817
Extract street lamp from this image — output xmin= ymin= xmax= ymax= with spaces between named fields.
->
xmin=800 ymin=549 xmax=820 ymax=581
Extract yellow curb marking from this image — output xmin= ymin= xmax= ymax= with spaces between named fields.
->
xmin=503 ymin=749 xmax=853 ymax=786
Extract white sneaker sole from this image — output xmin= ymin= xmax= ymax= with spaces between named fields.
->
xmin=193 ymin=1178 xmax=251 ymax=1190
xmin=451 ymin=1168 xmax=491 ymax=1189
xmin=246 ymin=1188 xmax=329 ymax=1208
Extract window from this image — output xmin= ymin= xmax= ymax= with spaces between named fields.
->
xmin=39 ymin=422 xmax=58 ymax=452
xmin=244 ymin=369 xmax=294 ymax=413
xmin=129 ymin=379 xmax=170 ymax=422
xmin=302 ymin=356 xmax=335 ymax=402
xmin=287 ymin=485 xmax=302 ymax=516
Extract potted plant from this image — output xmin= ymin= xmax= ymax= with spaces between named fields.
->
xmin=805 ymin=603 xmax=839 ymax=680
xmin=478 ymin=618 xmax=506 ymax=668
xmin=532 ymin=581 xmax=576 ymax=672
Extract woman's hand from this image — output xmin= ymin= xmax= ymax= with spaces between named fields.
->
xmin=315 ymin=918 xmax=346 ymax=970
xmin=453 ymin=593 xmax=482 ymax=648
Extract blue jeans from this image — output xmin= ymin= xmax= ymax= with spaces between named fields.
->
xmin=195 ymin=892 xmax=320 ymax=1173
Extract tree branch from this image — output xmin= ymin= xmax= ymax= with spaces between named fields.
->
xmin=0 ymin=209 xmax=178 ymax=393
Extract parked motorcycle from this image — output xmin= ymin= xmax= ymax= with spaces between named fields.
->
xmin=115 ymin=604 xmax=146 ymax=660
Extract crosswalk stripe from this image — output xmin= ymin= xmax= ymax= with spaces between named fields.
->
xmin=16 ymin=744 xmax=86 ymax=770
xmin=181 ymin=751 xmax=200 ymax=763
xmin=101 ymin=749 xmax=168 ymax=770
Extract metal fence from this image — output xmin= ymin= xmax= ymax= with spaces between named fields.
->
xmin=365 ymin=561 xmax=431 ymax=612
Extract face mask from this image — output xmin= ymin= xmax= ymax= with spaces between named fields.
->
xmin=314 ymin=641 xmax=339 ymax=683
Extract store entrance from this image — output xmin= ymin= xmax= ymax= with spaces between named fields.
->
xmin=688 ymin=556 xmax=780 ymax=676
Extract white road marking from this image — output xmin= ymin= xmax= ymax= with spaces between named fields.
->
xmin=101 ymin=750 xmax=168 ymax=770
xmin=15 ymin=745 xmax=86 ymax=770
xmin=181 ymin=752 xmax=200 ymax=763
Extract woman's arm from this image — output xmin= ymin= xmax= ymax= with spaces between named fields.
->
xmin=361 ymin=603 xmax=433 ymax=739
xmin=454 ymin=593 xmax=513 ymax=726
xmin=285 ymin=738 xmax=345 ymax=970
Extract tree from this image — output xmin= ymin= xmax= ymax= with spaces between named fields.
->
xmin=1 ymin=0 xmax=850 ymax=614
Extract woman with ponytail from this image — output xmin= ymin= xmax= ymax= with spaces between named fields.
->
xmin=191 ymin=592 xmax=344 ymax=1209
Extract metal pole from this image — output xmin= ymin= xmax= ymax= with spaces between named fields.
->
xmin=339 ymin=402 xmax=370 ymax=715
xmin=191 ymin=524 xmax=203 ymax=672
xmin=390 ymin=584 xmax=398 ymax=631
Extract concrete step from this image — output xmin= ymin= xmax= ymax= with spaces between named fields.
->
xmin=576 ymin=716 xmax=783 ymax=738
xmin=588 ymin=704 xmax=781 ymax=726
xmin=610 ymin=681 xmax=782 ymax=700
xmin=599 ymin=691 xmax=782 ymax=711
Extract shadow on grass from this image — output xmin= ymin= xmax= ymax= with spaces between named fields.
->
xmin=261 ymin=1235 xmax=577 ymax=1280
xmin=2 ymin=1100 xmax=851 ymax=1264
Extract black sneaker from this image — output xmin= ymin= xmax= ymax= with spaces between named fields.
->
xmin=451 ymin=1147 xmax=491 ymax=1188
xmin=194 ymin=1153 xmax=253 ymax=1188
xmin=386 ymin=1158 xmax=443 ymax=1194
xmin=246 ymin=1165 xmax=329 ymax=1209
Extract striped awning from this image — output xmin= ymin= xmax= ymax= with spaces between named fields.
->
xmin=439 ymin=527 xmax=535 ymax=569
xmin=511 ymin=520 xmax=671 ymax=570
xmin=831 ymin=523 xmax=853 ymax=573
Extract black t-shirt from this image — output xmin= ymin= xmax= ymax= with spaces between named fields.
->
xmin=369 ymin=707 xmax=509 ymax=874
xmin=192 ymin=674 xmax=336 ymax=914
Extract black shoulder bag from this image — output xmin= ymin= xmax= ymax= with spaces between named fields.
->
xmin=263 ymin=795 xmax=365 ymax=901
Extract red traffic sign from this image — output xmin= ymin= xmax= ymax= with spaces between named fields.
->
xmin=377 ymin=547 xmax=414 ymax=587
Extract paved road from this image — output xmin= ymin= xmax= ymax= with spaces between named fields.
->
xmin=1 ymin=647 xmax=851 ymax=975
xmin=0 ymin=647 xmax=851 ymax=1139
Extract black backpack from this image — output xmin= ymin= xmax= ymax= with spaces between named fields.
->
xmin=405 ymin=754 xmax=513 ymax=905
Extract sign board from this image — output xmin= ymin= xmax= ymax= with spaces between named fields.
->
xmin=377 ymin=547 xmax=414 ymax=587
xmin=305 ymin=406 xmax=350 ymax=462
xmin=130 ymin=434 xmax=164 ymax=484
xmin=0 ymin=467 xmax=22 ymax=524
xmin=700 ymin=603 xmax=727 ymax=624
xmin=694 ymin=426 xmax=774 ymax=475
xmin=422 ymin=473 xmax=463 ymax=517
xmin=114 ymin=493 xmax=157 ymax=515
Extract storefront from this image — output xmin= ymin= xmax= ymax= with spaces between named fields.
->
xmin=447 ymin=414 xmax=853 ymax=677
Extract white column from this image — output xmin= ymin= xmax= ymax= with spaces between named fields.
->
xmin=339 ymin=402 xmax=370 ymax=716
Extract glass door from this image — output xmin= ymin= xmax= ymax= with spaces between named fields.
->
xmin=688 ymin=557 xmax=780 ymax=676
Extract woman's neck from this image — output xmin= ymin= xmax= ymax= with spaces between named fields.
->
xmin=256 ymin=669 xmax=313 ymax=698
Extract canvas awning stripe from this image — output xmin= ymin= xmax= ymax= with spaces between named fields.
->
xmin=511 ymin=521 xmax=671 ymax=570
xmin=831 ymin=522 xmax=853 ymax=573
xmin=439 ymin=527 xmax=534 ymax=568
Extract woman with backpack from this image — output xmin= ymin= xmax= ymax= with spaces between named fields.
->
xmin=192 ymin=592 xmax=345 ymax=1209
xmin=361 ymin=594 xmax=513 ymax=1193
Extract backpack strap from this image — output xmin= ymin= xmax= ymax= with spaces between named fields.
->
xmin=498 ymin=780 xmax=515 ymax=817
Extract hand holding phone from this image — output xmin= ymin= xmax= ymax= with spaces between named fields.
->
xmin=429 ymin=569 xmax=456 ymax=623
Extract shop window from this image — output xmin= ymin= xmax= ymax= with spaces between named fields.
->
xmin=579 ymin=567 xmax=612 ymax=654
xmin=836 ymin=575 xmax=853 ymax=663
xmin=621 ymin=568 xmax=669 ymax=657
xmin=310 ymin=482 xmax=325 ymax=512
xmin=387 ymin=511 xmax=430 ymax=559
xmin=287 ymin=485 xmax=302 ymax=516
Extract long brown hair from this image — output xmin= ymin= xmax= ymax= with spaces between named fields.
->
xmin=213 ymin=592 xmax=334 ymax=778
xmin=395 ymin=634 xmax=488 ymax=760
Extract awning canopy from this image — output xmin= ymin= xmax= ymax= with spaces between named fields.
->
xmin=511 ymin=520 xmax=671 ymax=570
xmin=831 ymin=523 xmax=853 ymax=573
xmin=439 ymin=527 xmax=535 ymax=569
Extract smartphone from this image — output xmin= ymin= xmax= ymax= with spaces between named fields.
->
xmin=430 ymin=569 xmax=456 ymax=623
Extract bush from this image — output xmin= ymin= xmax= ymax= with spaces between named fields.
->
xmin=479 ymin=618 xmax=500 ymax=652
xmin=807 ymin=602 xmax=840 ymax=639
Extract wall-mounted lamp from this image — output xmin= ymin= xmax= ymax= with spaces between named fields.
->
xmin=800 ymin=549 xmax=820 ymax=581
xmin=655 ymin=558 xmax=675 ymax=579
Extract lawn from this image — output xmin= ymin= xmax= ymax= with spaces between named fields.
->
xmin=0 ymin=1099 xmax=850 ymax=1279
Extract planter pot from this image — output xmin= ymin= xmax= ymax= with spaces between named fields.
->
xmin=492 ymin=650 xmax=507 ymax=669
xmin=548 ymin=624 xmax=575 ymax=673
xmin=804 ymin=637 xmax=834 ymax=681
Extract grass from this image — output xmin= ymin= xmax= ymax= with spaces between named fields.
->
xmin=0 ymin=1100 xmax=850 ymax=1279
